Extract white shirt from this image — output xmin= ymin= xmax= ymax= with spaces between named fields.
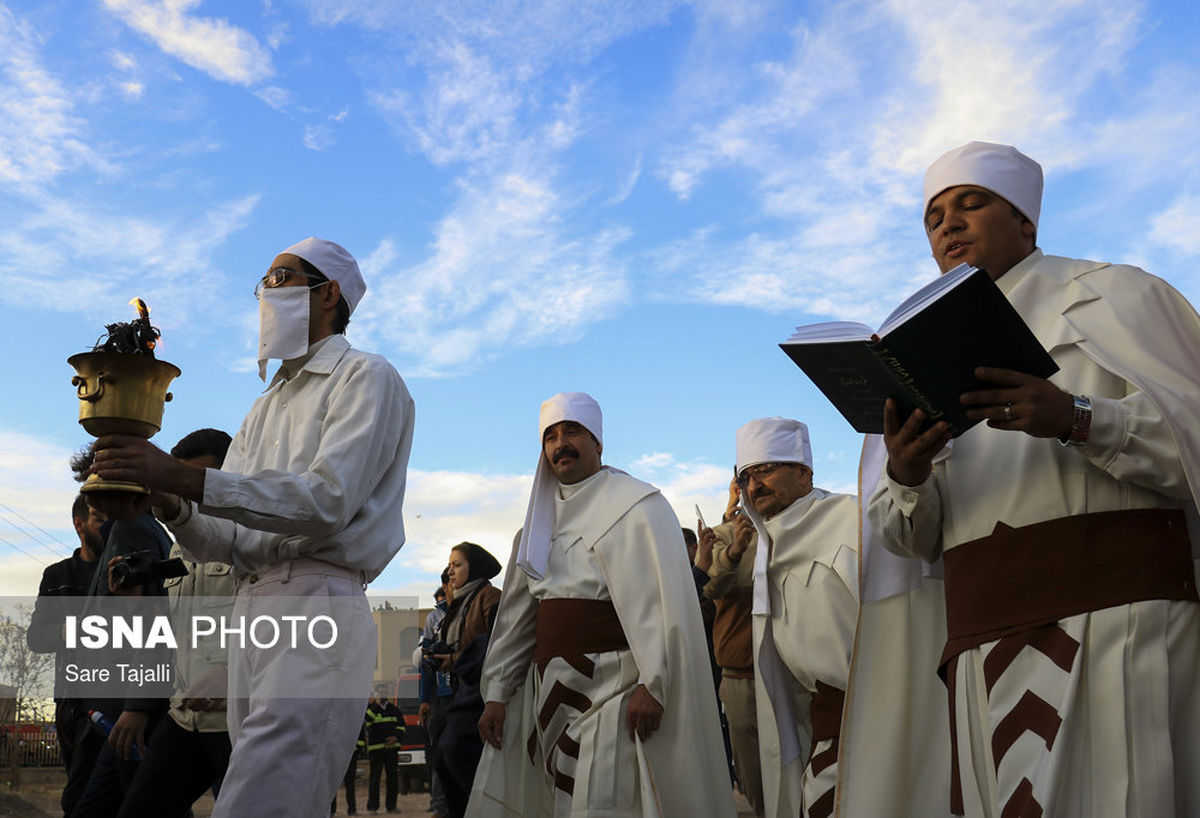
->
xmin=171 ymin=334 xmax=415 ymax=580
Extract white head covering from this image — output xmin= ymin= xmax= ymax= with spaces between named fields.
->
xmin=735 ymin=417 xmax=812 ymax=476
xmin=281 ymin=237 xmax=367 ymax=315
xmin=923 ymin=141 xmax=1043 ymax=228
xmin=516 ymin=392 xmax=603 ymax=579
xmin=734 ymin=418 xmax=813 ymax=620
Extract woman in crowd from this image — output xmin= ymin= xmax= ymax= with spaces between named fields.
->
xmin=430 ymin=541 xmax=503 ymax=818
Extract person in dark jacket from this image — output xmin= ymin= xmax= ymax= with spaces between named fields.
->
xmin=417 ymin=574 xmax=453 ymax=817
xmin=68 ymin=445 xmax=174 ymax=818
xmin=26 ymin=493 xmax=103 ymax=817
xmin=364 ymin=695 xmax=404 ymax=814
xmin=431 ymin=541 xmax=502 ymax=818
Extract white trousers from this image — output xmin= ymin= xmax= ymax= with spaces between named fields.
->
xmin=213 ymin=559 xmax=376 ymax=818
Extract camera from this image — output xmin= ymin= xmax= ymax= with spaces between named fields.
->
xmin=111 ymin=550 xmax=189 ymax=590
xmin=421 ymin=639 xmax=451 ymax=673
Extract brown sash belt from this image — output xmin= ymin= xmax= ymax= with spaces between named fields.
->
xmin=939 ymin=507 xmax=1197 ymax=670
xmin=938 ymin=507 xmax=1198 ymax=815
xmin=533 ymin=599 xmax=628 ymax=666
xmin=809 ymin=680 xmax=846 ymax=745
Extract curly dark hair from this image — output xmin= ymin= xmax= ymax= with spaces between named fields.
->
xmin=69 ymin=443 xmax=96 ymax=483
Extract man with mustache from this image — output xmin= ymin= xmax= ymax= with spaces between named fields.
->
xmin=722 ymin=417 xmax=858 ymax=818
xmin=468 ymin=392 xmax=735 ymax=817
xmin=867 ymin=142 xmax=1200 ymax=817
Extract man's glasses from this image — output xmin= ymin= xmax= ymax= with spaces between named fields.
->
xmin=735 ymin=462 xmax=788 ymax=488
xmin=254 ymin=267 xmax=329 ymax=300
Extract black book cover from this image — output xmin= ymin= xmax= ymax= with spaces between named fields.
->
xmin=780 ymin=268 xmax=1059 ymax=436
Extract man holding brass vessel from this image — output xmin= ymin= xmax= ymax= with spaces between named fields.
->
xmin=89 ymin=237 xmax=416 ymax=818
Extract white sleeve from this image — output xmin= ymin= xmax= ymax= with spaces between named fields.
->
xmin=1083 ymin=391 xmax=1192 ymax=501
xmin=200 ymin=358 xmax=411 ymax=537
xmin=865 ymin=467 xmax=944 ymax=564
xmin=481 ymin=564 xmax=538 ymax=706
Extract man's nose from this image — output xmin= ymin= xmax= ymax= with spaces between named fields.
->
xmin=942 ymin=209 xmax=966 ymax=232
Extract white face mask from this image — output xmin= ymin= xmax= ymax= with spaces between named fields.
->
xmin=257 ymin=287 xmax=311 ymax=380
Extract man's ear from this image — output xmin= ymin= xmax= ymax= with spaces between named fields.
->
xmin=72 ymin=516 xmax=86 ymax=539
xmin=323 ymin=278 xmax=342 ymax=310
xmin=1021 ymin=218 xmax=1036 ymax=240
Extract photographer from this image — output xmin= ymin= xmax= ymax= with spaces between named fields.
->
xmin=416 ymin=572 xmax=453 ymax=818
xmin=69 ymin=446 xmax=173 ymax=818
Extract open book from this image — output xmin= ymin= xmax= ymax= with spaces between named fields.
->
xmin=780 ymin=264 xmax=1058 ymax=436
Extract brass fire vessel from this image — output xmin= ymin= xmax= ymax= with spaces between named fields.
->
xmin=68 ymin=351 xmax=181 ymax=496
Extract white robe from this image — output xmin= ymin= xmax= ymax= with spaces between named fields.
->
xmin=751 ymin=488 xmax=859 ymax=818
xmin=467 ymin=468 xmax=735 ymax=818
xmin=865 ymin=251 xmax=1200 ymax=818
xmin=836 ymin=436 xmax=953 ymax=818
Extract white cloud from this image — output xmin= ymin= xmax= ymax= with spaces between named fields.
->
xmin=303 ymin=123 xmax=333 ymax=151
xmin=1149 ymin=193 xmax=1200 ymax=257
xmin=265 ymin=21 xmax=289 ymax=50
xmin=0 ymin=555 xmax=58 ymax=596
xmin=335 ymin=2 xmax=672 ymax=169
xmin=643 ymin=0 xmax=1200 ymax=319
xmin=632 ymin=453 xmax=675 ymax=470
xmin=626 ymin=451 xmax=736 ymax=529
xmin=0 ymin=7 xmax=111 ymax=191
xmin=0 ymin=194 xmax=261 ymax=322
xmin=608 ymin=152 xmax=642 ymax=206
xmin=646 ymin=224 xmax=933 ymax=323
xmin=396 ymin=469 xmax=531 ymax=575
xmin=102 ymin=0 xmax=274 ymax=86
xmin=109 ymin=50 xmax=138 ymax=71
xmin=355 ymin=170 xmax=631 ymax=375
xmin=874 ymin=0 xmax=1144 ymax=174
xmin=303 ymin=1 xmax=676 ymax=67
xmin=370 ymin=41 xmax=521 ymax=166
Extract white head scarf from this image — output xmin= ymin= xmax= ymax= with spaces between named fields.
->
xmin=923 ymin=141 xmax=1043 ymax=228
xmin=281 ymin=237 xmax=367 ymax=315
xmin=516 ymin=392 xmax=603 ymax=579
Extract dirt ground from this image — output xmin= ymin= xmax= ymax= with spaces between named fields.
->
xmin=3 ymin=765 xmax=756 ymax=816
xmin=1 ymin=764 xmax=438 ymax=817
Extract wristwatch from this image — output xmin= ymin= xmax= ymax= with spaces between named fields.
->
xmin=1059 ymin=394 xmax=1092 ymax=447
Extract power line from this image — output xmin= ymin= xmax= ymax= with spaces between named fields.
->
xmin=0 ymin=514 xmax=72 ymax=561
xmin=0 ymin=531 xmax=49 ymax=567
xmin=0 ymin=502 xmax=74 ymax=559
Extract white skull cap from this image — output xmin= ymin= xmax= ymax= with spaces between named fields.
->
xmin=538 ymin=392 xmax=603 ymax=446
xmin=923 ymin=141 xmax=1043 ymax=228
xmin=735 ymin=417 xmax=812 ymax=475
xmin=280 ymin=237 xmax=367 ymax=315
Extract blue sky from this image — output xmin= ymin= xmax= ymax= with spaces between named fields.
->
xmin=2 ymin=0 xmax=1199 ymax=603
